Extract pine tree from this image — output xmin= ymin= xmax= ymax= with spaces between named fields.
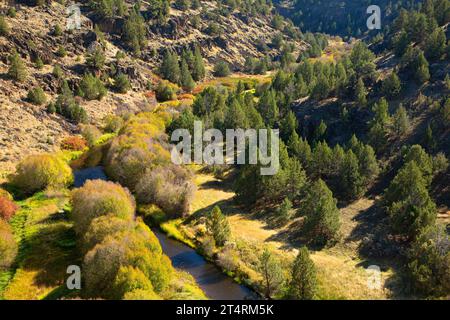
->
xmin=122 ymin=8 xmax=147 ymax=55
xmin=368 ymin=98 xmax=391 ymax=151
xmin=355 ymin=77 xmax=367 ymax=107
xmin=288 ymin=247 xmax=317 ymax=300
xmin=288 ymin=132 xmax=312 ymax=170
xmin=207 ymin=206 xmax=231 ymax=246
xmin=382 ymin=72 xmax=402 ymax=98
xmin=7 ymin=51 xmax=27 ymax=82
xmin=258 ymin=248 xmax=284 ymax=299
xmin=301 ymin=179 xmax=340 ymax=245
xmin=258 ymin=89 xmax=279 ymax=127
xmin=277 ymin=197 xmax=293 ymax=224
xmin=340 ymin=150 xmax=364 ymax=199
xmin=393 ymin=104 xmax=409 ymax=137
xmin=160 ymin=50 xmax=181 ymax=84
xmin=425 ymin=28 xmax=446 ymax=61
xmin=180 ymin=58 xmax=195 ymax=92
xmin=384 ymin=161 xmax=436 ymax=238
xmin=415 ymin=52 xmax=430 ymax=83
xmin=191 ymin=46 xmax=205 ymax=81
xmin=280 ymin=111 xmax=298 ymax=142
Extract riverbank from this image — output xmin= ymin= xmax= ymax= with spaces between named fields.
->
xmin=158 ymin=167 xmax=396 ymax=300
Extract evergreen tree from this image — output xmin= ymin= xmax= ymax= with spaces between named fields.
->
xmin=425 ymin=28 xmax=446 ymax=61
xmin=340 ymin=150 xmax=364 ymax=199
xmin=355 ymin=77 xmax=367 ymax=107
xmin=114 ymin=73 xmax=131 ymax=93
xmin=288 ymin=132 xmax=312 ymax=170
xmin=79 ymin=73 xmax=107 ymax=100
xmin=280 ymin=111 xmax=298 ymax=142
xmin=122 ymin=9 xmax=147 ymax=55
xmin=213 ymin=60 xmax=231 ymax=77
xmin=277 ymin=197 xmax=293 ymax=224
xmin=258 ymin=248 xmax=284 ymax=299
xmin=368 ymin=98 xmax=391 ymax=151
xmin=415 ymin=52 xmax=430 ymax=83
xmin=407 ymin=224 xmax=450 ymax=297
xmin=258 ymin=89 xmax=279 ymax=127
xmin=86 ymin=48 xmax=106 ymax=70
xmin=384 ymin=161 xmax=436 ymax=238
xmin=382 ymin=72 xmax=402 ymax=98
xmin=160 ymin=50 xmax=181 ymax=84
xmin=288 ymin=247 xmax=317 ymax=300
xmin=0 ymin=15 xmax=9 ymax=36
xmin=180 ymin=58 xmax=195 ymax=92
xmin=393 ymin=104 xmax=409 ymax=137
xmin=7 ymin=51 xmax=27 ymax=82
xmin=301 ymin=179 xmax=341 ymax=246
xmin=207 ymin=206 xmax=231 ymax=246
xmin=191 ymin=46 xmax=205 ymax=81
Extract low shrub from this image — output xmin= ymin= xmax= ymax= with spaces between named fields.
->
xmin=0 ymin=219 xmax=18 ymax=269
xmin=213 ymin=60 xmax=231 ymax=77
xmin=103 ymin=115 xmax=124 ymax=133
xmin=11 ymin=154 xmax=73 ymax=194
xmin=0 ymin=196 xmax=19 ymax=221
xmin=155 ymin=80 xmax=176 ymax=102
xmin=27 ymin=87 xmax=47 ymax=105
xmin=135 ymin=165 xmax=196 ymax=217
xmin=82 ymin=215 xmax=133 ymax=254
xmin=0 ymin=15 xmax=9 ymax=36
xmin=60 ymin=136 xmax=87 ymax=151
xmin=71 ymin=180 xmax=135 ymax=235
xmin=79 ymin=73 xmax=107 ymax=100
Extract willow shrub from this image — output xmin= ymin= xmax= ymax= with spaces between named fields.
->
xmin=71 ymin=180 xmax=135 ymax=235
xmin=83 ymin=222 xmax=172 ymax=298
xmin=11 ymin=154 xmax=73 ymax=194
xmin=105 ymin=112 xmax=171 ymax=190
xmin=0 ymin=219 xmax=18 ymax=269
xmin=135 ymin=165 xmax=196 ymax=217
xmin=82 ymin=215 xmax=134 ymax=254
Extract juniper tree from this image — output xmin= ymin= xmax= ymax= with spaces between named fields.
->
xmin=114 ymin=73 xmax=131 ymax=93
xmin=213 ymin=60 xmax=231 ymax=77
xmin=7 ymin=51 xmax=27 ymax=82
xmin=288 ymin=247 xmax=317 ymax=300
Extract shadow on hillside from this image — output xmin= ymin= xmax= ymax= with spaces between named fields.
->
xmin=13 ymin=209 xmax=80 ymax=290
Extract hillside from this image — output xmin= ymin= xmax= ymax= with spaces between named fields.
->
xmin=0 ymin=0 xmax=305 ymax=172
xmin=0 ymin=0 xmax=449 ymax=302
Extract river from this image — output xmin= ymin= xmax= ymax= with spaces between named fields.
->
xmin=73 ymin=166 xmax=256 ymax=300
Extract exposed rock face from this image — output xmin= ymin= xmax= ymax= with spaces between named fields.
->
xmin=0 ymin=1 xmax=306 ymax=172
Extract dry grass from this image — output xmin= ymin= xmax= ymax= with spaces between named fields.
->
xmin=183 ymin=167 xmax=394 ymax=299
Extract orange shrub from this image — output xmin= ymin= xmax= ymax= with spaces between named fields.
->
xmin=61 ymin=136 xmax=87 ymax=151
xmin=0 ymin=196 xmax=19 ymax=221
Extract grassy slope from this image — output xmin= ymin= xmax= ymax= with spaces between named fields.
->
xmin=171 ymin=167 xmax=396 ymax=299
xmin=1 ymin=192 xmax=78 ymax=300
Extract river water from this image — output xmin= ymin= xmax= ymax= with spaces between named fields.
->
xmin=73 ymin=166 xmax=256 ymax=300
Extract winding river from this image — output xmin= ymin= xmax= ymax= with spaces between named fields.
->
xmin=73 ymin=166 xmax=256 ymax=300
